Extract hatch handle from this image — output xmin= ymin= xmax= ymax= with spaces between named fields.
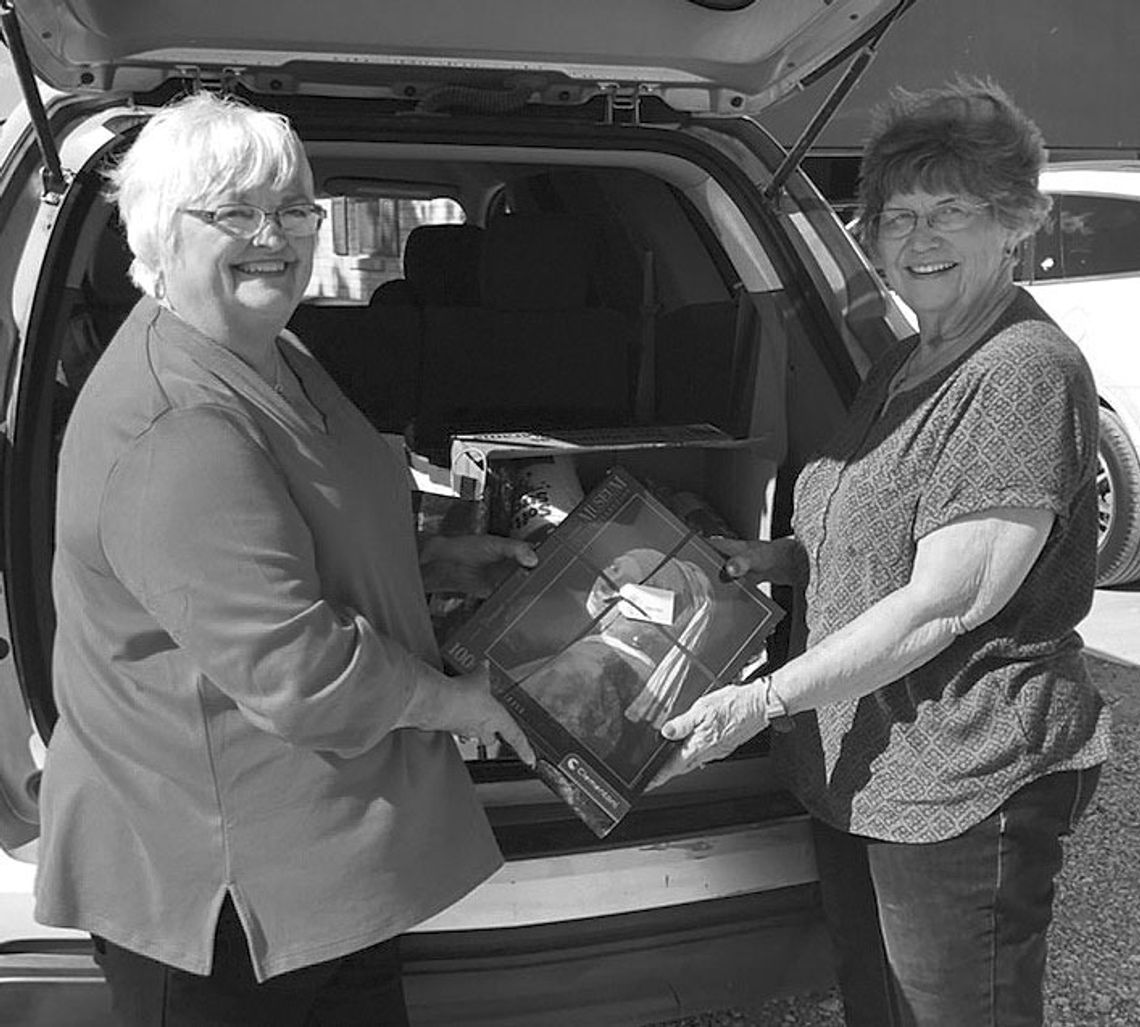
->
xmin=0 ymin=1 xmax=68 ymax=200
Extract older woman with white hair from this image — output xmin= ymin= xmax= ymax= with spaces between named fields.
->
xmin=654 ymin=79 xmax=1112 ymax=1026
xmin=37 ymin=91 xmax=535 ymax=1026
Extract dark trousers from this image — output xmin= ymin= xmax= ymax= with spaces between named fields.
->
xmin=92 ymin=896 xmax=409 ymax=1026
xmin=812 ymin=766 xmax=1101 ymax=1027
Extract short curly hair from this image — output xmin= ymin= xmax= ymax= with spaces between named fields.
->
xmin=106 ymin=92 xmax=311 ymax=298
xmin=857 ymin=77 xmax=1051 ymax=248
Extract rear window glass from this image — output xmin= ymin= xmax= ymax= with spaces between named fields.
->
xmin=306 ymin=196 xmax=465 ymax=303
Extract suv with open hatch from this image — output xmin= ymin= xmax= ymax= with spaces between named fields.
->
xmin=0 ymin=1 xmax=918 ymax=1023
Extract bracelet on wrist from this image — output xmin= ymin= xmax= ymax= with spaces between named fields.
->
xmin=759 ymin=674 xmax=794 ymax=733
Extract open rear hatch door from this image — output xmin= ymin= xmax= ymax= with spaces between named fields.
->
xmin=11 ymin=0 xmax=915 ymax=115
xmin=0 ymin=0 xmax=919 ymax=860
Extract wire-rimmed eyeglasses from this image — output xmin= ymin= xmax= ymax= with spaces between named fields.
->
xmin=867 ymin=200 xmax=991 ymax=240
xmin=181 ymin=202 xmax=326 ymax=239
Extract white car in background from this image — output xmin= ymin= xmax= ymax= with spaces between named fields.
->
xmin=1018 ymin=161 xmax=1140 ymax=587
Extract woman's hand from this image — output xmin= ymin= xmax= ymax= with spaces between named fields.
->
xmin=648 ymin=681 xmax=767 ymax=789
xmin=711 ymin=536 xmax=808 ymax=587
xmin=420 ymin=534 xmax=537 ymax=597
xmin=397 ymin=662 xmax=536 ymax=768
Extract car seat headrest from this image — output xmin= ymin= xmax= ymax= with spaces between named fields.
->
xmin=480 ymin=214 xmax=597 ymax=312
xmin=372 ymin=223 xmax=484 ymax=307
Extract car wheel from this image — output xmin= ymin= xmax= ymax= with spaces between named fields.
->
xmin=1095 ymin=407 xmax=1140 ymax=587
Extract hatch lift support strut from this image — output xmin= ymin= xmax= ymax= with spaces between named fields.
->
xmin=763 ymin=0 xmax=916 ymax=203
xmin=0 ymin=0 xmax=68 ymax=199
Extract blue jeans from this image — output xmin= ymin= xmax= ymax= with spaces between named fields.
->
xmin=812 ymin=766 xmax=1101 ymax=1027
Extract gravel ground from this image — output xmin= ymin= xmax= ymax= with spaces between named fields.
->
xmin=644 ymin=654 xmax=1140 ymax=1027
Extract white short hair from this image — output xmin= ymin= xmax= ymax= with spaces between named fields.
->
xmin=106 ymin=92 xmax=312 ymax=296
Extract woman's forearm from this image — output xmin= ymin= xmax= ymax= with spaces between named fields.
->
xmin=657 ymin=512 xmax=1054 ymax=784
xmin=769 ymin=536 xmax=810 ymax=587
xmin=767 ymin=508 xmax=1053 ymax=718
xmin=767 ymin=581 xmax=963 ymax=716
xmin=720 ymin=535 xmax=809 ymax=587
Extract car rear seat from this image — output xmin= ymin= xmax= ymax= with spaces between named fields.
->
xmin=362 ymin=223 xmax=485 ymax=431
xmin=370 ymin=223 xmax=483 ymax=308
xmin=292 ymin=224 xmax=485 ymax=434
xmin=415 ymin=213 xmax=634 ymax=447
xmin=287 ymin=302 xmax=380 ymax=410
xmin=653 ymin=300 xmax=740 ymax=428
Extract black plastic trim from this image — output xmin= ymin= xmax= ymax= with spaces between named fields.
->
xmin=488 ymin=787 xmax=806 ymax=860
xmin=400 ymin=885 xmax=830 ymax=1026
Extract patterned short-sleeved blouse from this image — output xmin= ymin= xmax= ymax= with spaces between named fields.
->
xmin=778 ymin=289 xmax=1112 ymax=842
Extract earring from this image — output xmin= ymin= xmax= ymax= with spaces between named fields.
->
xmin=154 ymin=272 xmax=166 ymax=301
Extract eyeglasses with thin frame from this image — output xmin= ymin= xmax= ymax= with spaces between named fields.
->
xmin=868 ymin=200 xmax=991 ymax=240
xmin=181 ymin=202 xmax=326 ymax=239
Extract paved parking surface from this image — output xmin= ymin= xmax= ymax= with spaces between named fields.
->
xmin=1080 ymin=584 xmax=1140 ymax=666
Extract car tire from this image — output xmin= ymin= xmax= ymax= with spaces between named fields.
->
xmin=1095 ymin=407 xmax=1140 ymax=587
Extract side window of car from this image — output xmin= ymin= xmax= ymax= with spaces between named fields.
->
xmin=1018 ymin=204 xmax=1062 ymax=283
xmin=1057 ymin=194 xmax=1140 ymax=279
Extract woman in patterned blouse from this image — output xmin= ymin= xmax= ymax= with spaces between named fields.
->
xmin=653 ymin=78 xmax=1111 ymax=1027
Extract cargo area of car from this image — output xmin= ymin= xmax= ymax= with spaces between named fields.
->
xmin=47 ymin=125 xmax=851 ymax=643
xmin=31 ymin=112 xmax=861 ymax=807
xmin=54 ymin=135 xmax=788 ymax=707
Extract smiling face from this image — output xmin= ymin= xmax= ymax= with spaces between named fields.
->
xmin=163 ymin=164 xmax=317 ymax=346
xmin=873 ymin=188 xmax=1018 ymax=334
